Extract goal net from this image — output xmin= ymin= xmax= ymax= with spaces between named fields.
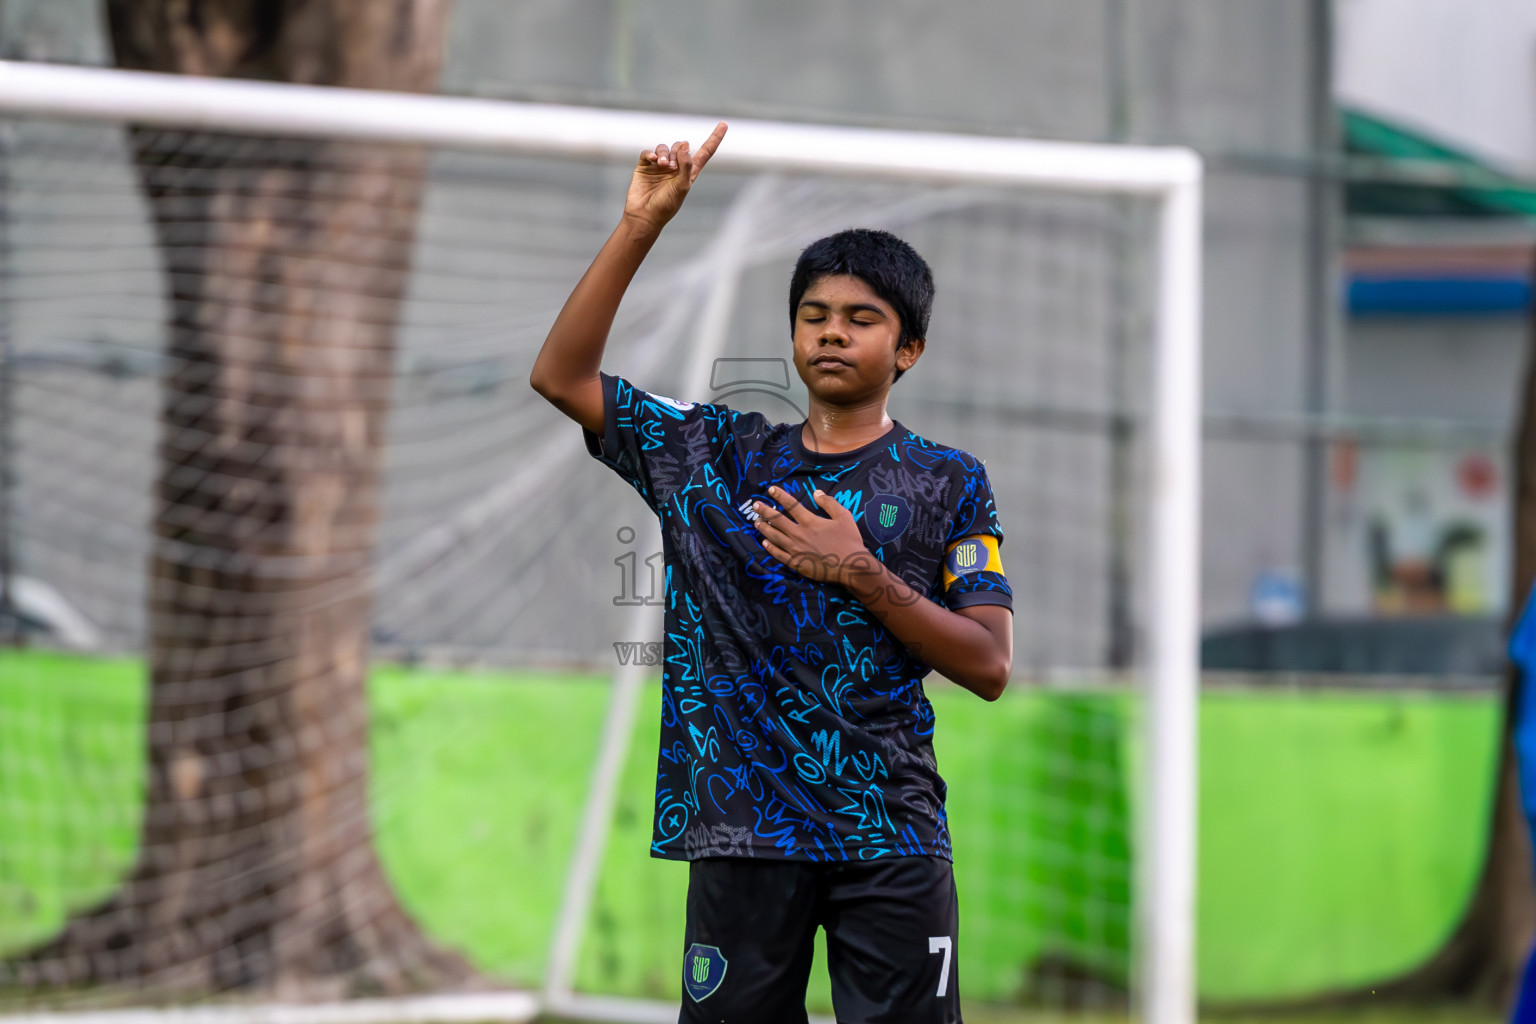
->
xmin=0 ymin=61 xmax=1199 ymax=1024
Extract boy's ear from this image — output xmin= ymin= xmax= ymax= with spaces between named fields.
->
xmin=896 ymin=336 xmax=926 ymax=372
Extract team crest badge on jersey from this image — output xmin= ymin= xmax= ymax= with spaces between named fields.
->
xmin=683 ymin=943 xmax=728 ymax=1001
xmin=866 ymin=492 xmax=912 ymax=544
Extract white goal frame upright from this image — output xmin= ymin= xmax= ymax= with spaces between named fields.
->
xmin=0 ymin=59 xmax=1201 ymax=1024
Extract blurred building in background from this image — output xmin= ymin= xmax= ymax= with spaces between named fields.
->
xmin=0 ymin=0 xmax=1525 ymax=677
xmin=1312 ymin=0 xmax=1534 ymax=671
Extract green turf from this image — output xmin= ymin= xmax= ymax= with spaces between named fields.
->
xmin=0 ymin=649 xmax=1505 ymax=1006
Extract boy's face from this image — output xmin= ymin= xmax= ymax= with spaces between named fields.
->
xmin=791 ymin=274 xmax=924 ymax=404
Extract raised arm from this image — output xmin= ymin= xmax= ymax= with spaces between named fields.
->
xmin=529 ymin=122 xmax=728 ymax=435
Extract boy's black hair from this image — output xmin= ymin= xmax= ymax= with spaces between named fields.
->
xmin=789 ymin=228 xmax=934 ymax=384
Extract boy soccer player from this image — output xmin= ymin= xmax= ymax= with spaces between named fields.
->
xmin=530 ymin=124 xmax=1014 ymax=1024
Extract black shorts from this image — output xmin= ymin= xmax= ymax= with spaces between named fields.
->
xmin=678 ymin=855 xmax=961 ymax=1024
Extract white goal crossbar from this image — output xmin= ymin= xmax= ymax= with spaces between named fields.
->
xmin=0 ymin=58 xmax=1201 ymax=1024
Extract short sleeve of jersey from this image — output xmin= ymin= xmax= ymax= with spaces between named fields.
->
xmin=582 ymin=371 xmax=735 ymax=514
xmin=940 ymin=461 xmax=1014 ymax=612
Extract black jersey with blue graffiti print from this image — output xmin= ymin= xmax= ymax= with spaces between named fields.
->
xmin=583 ymin=372 xmax=1013 ymax=863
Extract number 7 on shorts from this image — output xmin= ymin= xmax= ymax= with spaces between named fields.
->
xmin=928 ymin=936 xmax=953 ymax=997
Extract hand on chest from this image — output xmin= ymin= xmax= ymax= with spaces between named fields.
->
xmin=734 ymin=460 xmax=952 ymax=573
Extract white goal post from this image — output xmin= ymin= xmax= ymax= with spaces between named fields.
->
xmin=0 ymin=58 xmax=1201 ymax=1024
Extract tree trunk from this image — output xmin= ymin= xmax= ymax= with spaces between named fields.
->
xmin=6 ymin=0 xmax=470 ymax=1000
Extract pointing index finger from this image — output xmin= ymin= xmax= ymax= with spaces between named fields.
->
xmin=689 ymin=121 xmax=729 ymax=181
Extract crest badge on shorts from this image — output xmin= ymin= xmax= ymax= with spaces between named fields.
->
xmin=866 ymin=492 xmax=912 ymax=545
xmin=683 ymin=943 xmax=728 ymax=1001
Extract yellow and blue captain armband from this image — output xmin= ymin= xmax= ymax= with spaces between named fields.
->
xmin=942 ymin=534 xmax=1004 ymax=590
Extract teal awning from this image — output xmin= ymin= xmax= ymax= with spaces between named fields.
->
xmin=1344 ymin=108 xmax=1536 ymax=218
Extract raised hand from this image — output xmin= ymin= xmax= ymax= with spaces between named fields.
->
xmin=623 ymin=120 xmax=728 ymax=231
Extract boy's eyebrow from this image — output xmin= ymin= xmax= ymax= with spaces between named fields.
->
xmin=797 ymin=300 xmax=890 ymax=317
